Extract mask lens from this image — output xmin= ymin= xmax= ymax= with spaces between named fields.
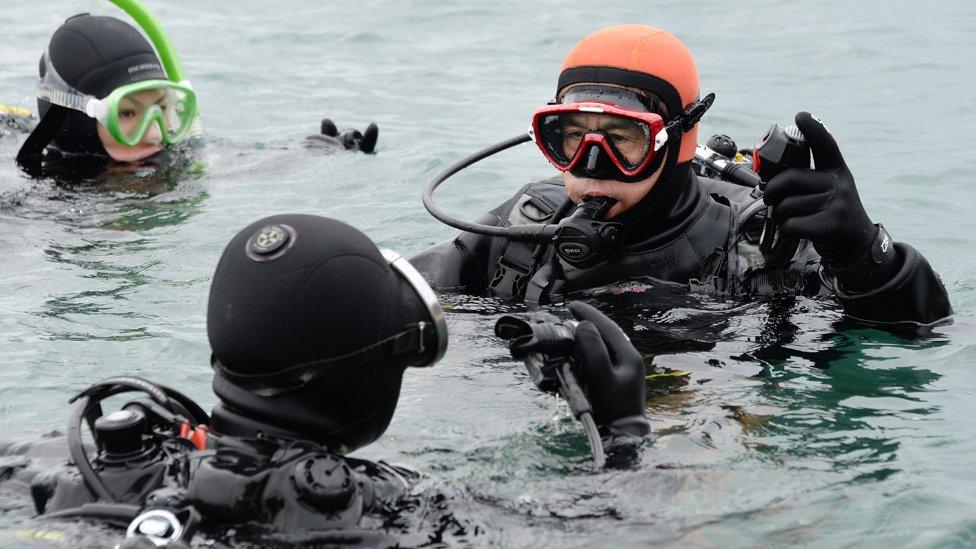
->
xmin=379 ymin=249 xmax=448 ymax=366
xmin=113 ymin=86 xmax=194 ymax=144
xmin=538 ymin=113 xmax=573 ymax=166
xmin=115 ymin=88 xmax=164 ymax=141
xmin=538 ymin=111 xmax=652 ymax=171
xmin=160 ymin=88 xmax=193 ymax=139
xmin=599 ymin=115 xmax=651 ymax=170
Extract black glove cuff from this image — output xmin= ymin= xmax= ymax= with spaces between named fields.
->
xmin=828 ymin=242 xmax=953 ymax=324
xmin=824 ymin=225 xmax=900 ymax=292
xmin=600 ymin=415 xmax=651 ymax=439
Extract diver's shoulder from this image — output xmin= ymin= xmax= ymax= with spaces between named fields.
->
xmin=509 ymin=175 xmax=565 ymax=197
xmin=522 ymin=175 xmax=567 ymax=200
xmin=694 ymin=173 xmax=757 ymax=207
xmin=492 ymin=176 xmax=567 ymax=226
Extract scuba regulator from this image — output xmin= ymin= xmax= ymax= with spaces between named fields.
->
xmin=32 ymin=376 xmax=209 ymax=547
xmin=423 ymin=134 xmax=625 ymax=272
xmin=753 ymin=124 xmax=810 ymax=267
xmin=692 ymin=123 xmax=811 ymax=267
xmin=33 ymin=376 xmax=394 ymax=546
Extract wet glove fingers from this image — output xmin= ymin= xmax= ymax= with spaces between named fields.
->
xmin=794 ymin=111 xmax=847 ymax=172
xmin=574 ymin=320 xmax=643 ymax=425
xmin=568 ymin=301 xmax=640 ymax=365
xmin=570 ymin=302 xmax=647 ymax=426
xmin=769 ymin=191 xmax=831 ymax=221
xmin=763 ymin=167 xmax=834 ymax=205
xmin=762 ymin=112 xmax=876 ymax=266
xmin=574 ymin=320 xmax=614 ymax=390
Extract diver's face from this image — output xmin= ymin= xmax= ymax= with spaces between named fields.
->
xmin=563 ymin=158 xmax=666 ymax=220
xmin=556 ymin=84 xmax=669 ymax=219
xmin=560 ymin=113 xmax=649 ymax=167
xmin=97 ymin=88 xmax=167 ymax=162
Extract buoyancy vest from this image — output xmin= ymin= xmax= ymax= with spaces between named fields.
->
xmin=485 ymin=173 xmax=821 ymax=303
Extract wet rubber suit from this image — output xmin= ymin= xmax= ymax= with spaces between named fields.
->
xmin=410 ymin=162 xmax=952 ymax=325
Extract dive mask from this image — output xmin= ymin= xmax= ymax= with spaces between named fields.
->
xmin=37 ymin=49 xmax=197 ymax=147
xmin=530 ymin=85 xmax=714 ymax=182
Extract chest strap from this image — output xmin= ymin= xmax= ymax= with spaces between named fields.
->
xmin=488 ymin=239 xmax=538 ymax=299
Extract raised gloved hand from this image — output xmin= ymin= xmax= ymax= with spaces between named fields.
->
xmin=762 ymin=112 xmax=877 ymax=267
xmin=568 ymin=302 xmax=649 ymax=437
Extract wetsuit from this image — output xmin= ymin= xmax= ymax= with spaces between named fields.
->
xmin=410 ymin=164 xmax=952 ymax=325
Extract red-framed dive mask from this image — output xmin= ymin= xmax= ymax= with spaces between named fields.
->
xmin=530 ymin=85 xmax=714 ymax=183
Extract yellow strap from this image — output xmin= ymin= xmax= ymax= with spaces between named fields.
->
xmin=0 ymin=103 xmax=32 ymax=117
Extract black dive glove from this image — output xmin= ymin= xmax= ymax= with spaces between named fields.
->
xmin=763 ymin=112 xmax=898 ymax=291
xmin=568 ymin=302 xmax=650 ymax=438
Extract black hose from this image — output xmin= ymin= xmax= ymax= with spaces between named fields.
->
xmin=556 ymin=363 xmax=607 ymax=469
xmin=43 ymin=502 xmax=143 ymax=527
xmin=64 ymin=377 xmax=209 ymax=504
xmin=422 ymin=133 xmax=557 ymax=243
xmin=67 ymin=395 xmax=116 ymax=502
xmin=694 ymin=148 xmax=762 ymax=188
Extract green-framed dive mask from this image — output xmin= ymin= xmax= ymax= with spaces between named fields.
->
xmin=36 ymin=50 xmax=197 ymax=147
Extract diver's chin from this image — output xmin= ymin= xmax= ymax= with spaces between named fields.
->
xmin=105 ymin=144 xmax=163 ymax=163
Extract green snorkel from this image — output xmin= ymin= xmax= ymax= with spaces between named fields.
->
xmin=109 ymin=0 xmax=186 ymax=83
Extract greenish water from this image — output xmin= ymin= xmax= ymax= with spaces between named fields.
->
xmin=1 ymin=0 xmax=976 ymax=546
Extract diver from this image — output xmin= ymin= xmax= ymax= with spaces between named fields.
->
xmin=23 ymin=214 xmax=647 ymax=546
xmin=410 ymin=24 xmax=952 ymax=325
xmin=15 ymin=1 xmax=201 ymax=178
xmin=305 ymin=118 xmax=379 ymax=153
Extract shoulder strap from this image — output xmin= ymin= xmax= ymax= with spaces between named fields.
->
xmin=488 ymin=183 xmax=572 ymax=303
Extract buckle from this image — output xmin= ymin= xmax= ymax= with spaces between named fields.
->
xmin=670 ymin=93 xmax=715 ymax=135
xmin=489 ymin=258 xmax=532 ymax=298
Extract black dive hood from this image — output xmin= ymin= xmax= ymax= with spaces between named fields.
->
xmin=207 ymin=214 xmax=445 ymax=453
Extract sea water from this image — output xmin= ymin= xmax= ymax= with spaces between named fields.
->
xmin=1 ymin=0 xmax=975 ymax=546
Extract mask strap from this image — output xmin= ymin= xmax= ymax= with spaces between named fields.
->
xmin=212 ymin=322 xmax=432 ymax=397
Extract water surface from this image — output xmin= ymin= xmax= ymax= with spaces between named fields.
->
xmin=1 ymin=0 xmax=975 ymax=546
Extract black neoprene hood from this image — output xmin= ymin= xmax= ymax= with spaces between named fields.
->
xmin=207 ymin=214 xmax=437 ymax=452
xmin=36 ymin=14 xmax=167 ymax=155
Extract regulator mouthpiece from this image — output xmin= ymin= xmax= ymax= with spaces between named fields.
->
xmin=575 ymin=195 xmax=616 ymax=220
xmin=553 ymin=196 xmax=624 ymax=268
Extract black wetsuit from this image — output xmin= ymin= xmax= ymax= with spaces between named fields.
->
xmin=410 ymin=165 xmax=951 ymax=325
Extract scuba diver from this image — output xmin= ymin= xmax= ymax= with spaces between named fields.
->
xmin=22 ymin=214 xmax=647 ymax=546
xmin=411 ymin=24 xmax=952 ymax=325
xmin=15 ymin=0 xmax=201 ymax=177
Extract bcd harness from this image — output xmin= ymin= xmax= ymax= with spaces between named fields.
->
xmin=485 ymin=177 xmax=819 ymax=303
